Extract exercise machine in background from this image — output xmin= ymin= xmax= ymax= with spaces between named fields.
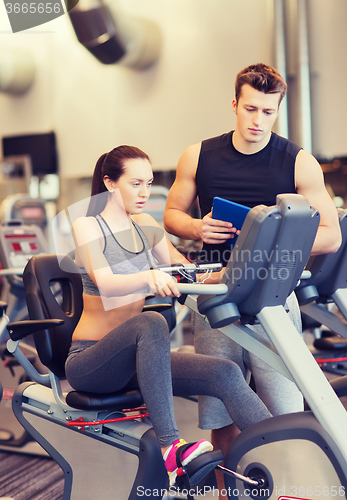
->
xmin=297 ymin=208 xmax=347 ymax=375
xmin=0 ymin=221 xmax=49 ymax=455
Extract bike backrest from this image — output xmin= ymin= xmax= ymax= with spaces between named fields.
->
xmin=23 ymin=254 xmax=83 ymax=378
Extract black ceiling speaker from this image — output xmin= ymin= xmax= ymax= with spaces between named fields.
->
xmin=68 ymin=1 xmax=162 ymax=69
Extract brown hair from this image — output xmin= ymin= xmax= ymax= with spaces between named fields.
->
xmin=86 ymin=145 xmax=150 ymax=216
xmin=235 ymin=63 xmax=287 ymax=106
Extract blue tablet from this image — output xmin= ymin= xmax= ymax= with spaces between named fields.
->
xmin=211 ymin=197 xmax=251 ymax=246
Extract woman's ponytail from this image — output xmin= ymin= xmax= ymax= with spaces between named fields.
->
xmin=86 ymin=153 xmax=108 ymax=216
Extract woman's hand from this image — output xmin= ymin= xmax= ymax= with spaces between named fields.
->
xmin=148 ymin=270 xmax=181 ymax=298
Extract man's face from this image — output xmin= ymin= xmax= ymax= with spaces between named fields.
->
xmin=232 ymin=84 xmax=281 ymax=151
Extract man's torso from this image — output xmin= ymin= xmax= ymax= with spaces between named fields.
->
xmin=195 ymin=131 xmax=301 ymax=264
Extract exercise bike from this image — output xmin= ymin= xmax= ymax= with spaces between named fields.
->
xmin=296 ymin=208 xmax=347 ymax=374
xmin=6 ymin=194 xmax=347 ymax=500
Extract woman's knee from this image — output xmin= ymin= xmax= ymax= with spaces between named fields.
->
xmin=203 ymin=357 xmax=248 ymax=396
xmin=137 ymin=311 xmax=170 ymax=341
xmin=190 ymin=353 xmax=245 ymax=385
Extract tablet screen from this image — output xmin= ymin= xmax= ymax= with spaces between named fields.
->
xmin=212 ymin=197 xmax=251 ymax=246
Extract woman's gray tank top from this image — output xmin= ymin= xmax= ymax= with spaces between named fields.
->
xmin=80 ymin=214 xmax=156 ymax=296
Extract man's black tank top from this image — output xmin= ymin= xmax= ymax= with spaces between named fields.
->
xmin=195 ymin=131 xmax=301 ymax=265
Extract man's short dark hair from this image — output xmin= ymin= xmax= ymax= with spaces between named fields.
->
xmin=235 ymin=63 xmax=287 ymax=106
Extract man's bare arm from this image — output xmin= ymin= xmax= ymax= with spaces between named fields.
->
xmin=164 ymin=143 xmax=236 ymax=243
xmin=295 ymin=150 xmax=341 ymax=255
xmin=164 ymin=143 xmax=203 ymax=240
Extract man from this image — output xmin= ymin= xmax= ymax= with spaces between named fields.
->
xmin=163 ymin=63 xmax=341 ymax=496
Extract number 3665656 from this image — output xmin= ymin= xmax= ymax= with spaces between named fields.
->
xmin=5 ymin=3 xmax=61 ymax=14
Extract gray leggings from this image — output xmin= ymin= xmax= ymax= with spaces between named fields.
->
xmin=65 ymin=311 xmax=271 ymax=447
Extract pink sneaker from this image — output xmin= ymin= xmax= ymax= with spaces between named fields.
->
xmin=164 ymin=438 xmax=213 ymax=487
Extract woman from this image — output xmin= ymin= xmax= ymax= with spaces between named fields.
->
xmin=65 ymin=145 xmax=272 ymax=487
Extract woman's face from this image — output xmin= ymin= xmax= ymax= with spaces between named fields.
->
xmin=111 ymin=158 xmax=154 ymax=214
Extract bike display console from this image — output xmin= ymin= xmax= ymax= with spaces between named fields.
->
xmin=0 ymin=221 xmax=47 ymax=270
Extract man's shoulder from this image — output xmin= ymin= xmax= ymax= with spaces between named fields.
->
xmin=271 ymin=132 xmax=302 ymax=156
xmin=201 ymin=131 xmax=233 ymax=152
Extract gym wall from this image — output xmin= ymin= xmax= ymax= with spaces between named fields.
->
xmin=0 ymin=0 xmax=346 ymax=182
xmin=0 ymin=0 xmax=274 ymax=178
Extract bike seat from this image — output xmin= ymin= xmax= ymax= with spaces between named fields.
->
xmin=65 ymin=387 xmax=144 ymax=411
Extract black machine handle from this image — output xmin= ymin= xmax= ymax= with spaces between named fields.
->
xmin=7 ymin=319 xmax=65 ymax=341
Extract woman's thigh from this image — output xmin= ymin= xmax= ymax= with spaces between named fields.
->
xmin=65 ymin=311 xmax=167 ymax=393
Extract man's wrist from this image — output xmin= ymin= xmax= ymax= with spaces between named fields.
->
xmin=191 ymin=217 xmax=203 ymax=241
